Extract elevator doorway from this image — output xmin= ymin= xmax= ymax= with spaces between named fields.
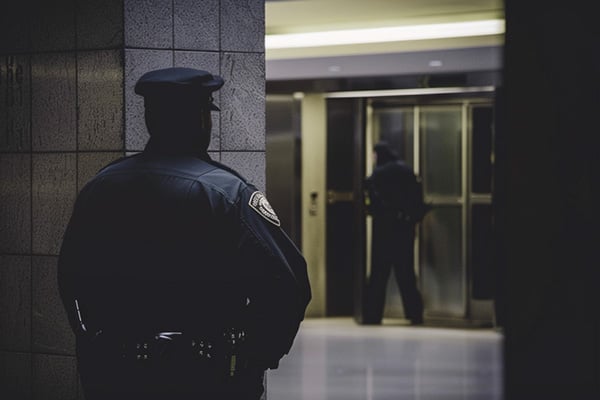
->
xmin=266 ymin=90 xmax=496 ymax=324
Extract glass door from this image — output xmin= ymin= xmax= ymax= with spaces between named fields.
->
xmin=365 ymin=98 xmax=495 ymax=323
xmin=419 ymin=105 xmax=466 ymax=317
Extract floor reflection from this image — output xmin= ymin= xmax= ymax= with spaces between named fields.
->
xmin=267 ymin=318 xmax=503 ymax=400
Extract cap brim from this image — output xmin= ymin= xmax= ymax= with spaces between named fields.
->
xmin=204 ymin=75 xmax=224 ymax=92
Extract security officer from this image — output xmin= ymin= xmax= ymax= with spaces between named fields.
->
xmin=364 ymin=141 xmax=429 ymax=325
xmin=57 ymin=67 xmax=311 ymax=400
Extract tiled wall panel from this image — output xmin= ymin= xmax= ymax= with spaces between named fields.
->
xmin=31 ymin=53 xmax=77 ymax=152
xmin=0 ymin=351 xmax=32 ymax=400
xmin=31 ymin=0 xmax=76 ymax=52
xmin=0 ymin=55 xmax=31 ymax=152
xmin=222 ymin=151 xmax=266 ymax=193
xmin=32 ymin=154 xmax=77 ymax=255
xmin=124 ymin=0 xmax=173 ymax=49
xmin=0 ymin=154 xmax=31 ymax=254
xmin=77 ymin=0 xmax=124 ymax=50
xmin=32 ymin=256 xmax=76 ymax=356
xmin=32 ymin=354 xmax=78 ymax=400
xmin=77 ymin=152 xmax=124 ymax=191
xmin=174 ymin=0 xmax=220 ymax=51
xmin=221 ymin=0 xmax=265 ymax=52
xmin=221 ymin=52 xmax=265 ymax=151
xmin=77 ymin=50 xmax=124 ymax=151
xmin=0 ymin=256 xmax=31 ymax=352
xmin=0 ymin=3 xmax=31 ymax=54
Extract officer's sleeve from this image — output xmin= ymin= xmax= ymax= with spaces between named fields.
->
xmin=234 ymin=186 xmax=311 ymax=369
xmin=57 ymin=191 xmax=88 ymax=336
xmin=366 ymin=174 xmax=385 ymax=216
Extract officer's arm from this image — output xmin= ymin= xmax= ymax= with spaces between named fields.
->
xmin=57 ymin=183 xmax=98 ymax=337
xmin=235 ymin=187 xmax=311 ymax=369
xmin=57 ymin=198 xmax=86 ymax=335
xmin=366 ymin=175 xmax=385 ymax=216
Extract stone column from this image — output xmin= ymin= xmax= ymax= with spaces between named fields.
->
xmin=0 ymin=0 xmax=265 ymax=398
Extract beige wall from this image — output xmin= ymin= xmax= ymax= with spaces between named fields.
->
xmin=300 ymin=94 xmax=327 ymax=317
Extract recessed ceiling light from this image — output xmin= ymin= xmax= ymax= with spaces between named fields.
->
xmin=328 ymin=65 xmax=342 ymax=72
xmin=429 ymin=60 xmax=443 ymax=67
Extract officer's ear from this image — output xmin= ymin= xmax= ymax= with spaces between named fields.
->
xmin=200 ymin=107 xmax=212 ymax=131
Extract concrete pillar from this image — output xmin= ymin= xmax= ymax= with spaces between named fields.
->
xmin=0 ymin=0 xmax=265 ymax=398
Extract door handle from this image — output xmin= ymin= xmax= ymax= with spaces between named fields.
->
xmin=327 ymin=190 xmax=354 ymax=204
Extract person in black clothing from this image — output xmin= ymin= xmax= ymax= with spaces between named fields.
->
xmin=57 ymin=67 xmax=311 ymax=400
xmin=364 ymin=141 xmax=429 ymax=325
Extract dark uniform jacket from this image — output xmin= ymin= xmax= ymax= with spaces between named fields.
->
xmin=366 ymin=160 xmax=430 ymax=224
xmin=58 ymin=151 xmax=311 ymax=371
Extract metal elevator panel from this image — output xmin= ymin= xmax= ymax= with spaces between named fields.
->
xmin=266 ymin=95 xmax=301 ymax=246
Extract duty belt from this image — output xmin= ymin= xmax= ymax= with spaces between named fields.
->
xmin=89 ymin=328 xmax=248 ymax=377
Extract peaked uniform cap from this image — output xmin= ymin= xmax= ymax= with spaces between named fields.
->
xmin=135 ymin=67 xmax=224 ymax=110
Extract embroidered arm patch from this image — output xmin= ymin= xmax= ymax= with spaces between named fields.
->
xmin=249 ymin=191 xmax=281 ymax=226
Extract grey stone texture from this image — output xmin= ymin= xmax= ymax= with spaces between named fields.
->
xmin=0 ymin=153 xmax=31 ymax=254
xmin=208 ymin=151 xmax=220 ymax=162
xmin=0 ymin=256 xmax=31 ymax=352
xmin=32 ymin=153 xmax=77 ymax=255
xmin=0 ymin=3 xmax=31 ymax=54
xmin=221 ymin=0 xmax=265 ymax=52
xmin=0 ymin=55 xmax=31 ymax=152
xmin=31 ymin=53 xmax=77 ymax=152
xmin=222 ymin=151 xmax=266 ymax=193
xmin=124 ymin=49 xmax=173 ymax=151
xmin=77 ymin=0 xmax=124 ymax=50
xmin=33 ymin=354 xmax=78 ymax=400
xmin=221 ymin=52 xmax=266 ymax=151
xmin=78 ymin=152 xmax=124 ymax=191
xmin=124 ymin=0 xmax=173 ymax=49
xmin=0 ymin=351 xmax=32 ymax=400
xmin=77 ymin=50 xmax=124 ymax=151
xmin=32 ymin=257 xmax=76 ymax=356
xmin=174 ymin=51 xmax=221 ymax=151
xmin=174 ymin=0 xmax=220 ymax=51
xmin=31 ymin=0 xmax=76 ymax=52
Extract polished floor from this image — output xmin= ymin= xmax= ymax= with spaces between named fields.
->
xmin=267 ymin=318 xmax=503 ymax=400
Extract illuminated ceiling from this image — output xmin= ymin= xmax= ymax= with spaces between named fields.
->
xmin=265 ymin=0 xmax=505 ymax=81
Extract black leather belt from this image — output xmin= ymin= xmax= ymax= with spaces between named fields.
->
xmin=87 ymin=328 xmax=249 ymax=377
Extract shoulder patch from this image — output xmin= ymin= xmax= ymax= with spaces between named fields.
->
xmin=248 ymin=191 xmax=281 ymax=227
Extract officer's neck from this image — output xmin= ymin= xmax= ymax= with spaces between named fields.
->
xmin=144 ymin=134 xmax=210 ymax=159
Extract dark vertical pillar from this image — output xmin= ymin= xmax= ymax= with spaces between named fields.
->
xmin=502 ymin=1 xmax=599 ymax=398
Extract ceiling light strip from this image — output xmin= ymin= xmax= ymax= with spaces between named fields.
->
xmin=266 ymin=20 xmax=505 ymax=49
xmin=324 ymin=86 xmax=496 ymax=99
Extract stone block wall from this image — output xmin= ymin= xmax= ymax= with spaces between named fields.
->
xmin=0 ymin=1 xmax=265 ymax=398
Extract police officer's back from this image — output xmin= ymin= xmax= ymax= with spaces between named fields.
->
xmin=57 ymin=68 xmax=311 ymax=400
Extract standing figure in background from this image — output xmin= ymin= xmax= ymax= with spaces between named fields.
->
xmin=364 ymin=141 xmax=430 ymax=325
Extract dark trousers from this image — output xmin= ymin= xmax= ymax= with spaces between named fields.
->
xmin=365 ymin=221 xmax=423 ymax=324
xmin=77 ymin=339 xmax=265 ymax=400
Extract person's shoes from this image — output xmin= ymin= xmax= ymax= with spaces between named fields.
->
xmin=409 ymin=317 xmax=424 ymax=326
